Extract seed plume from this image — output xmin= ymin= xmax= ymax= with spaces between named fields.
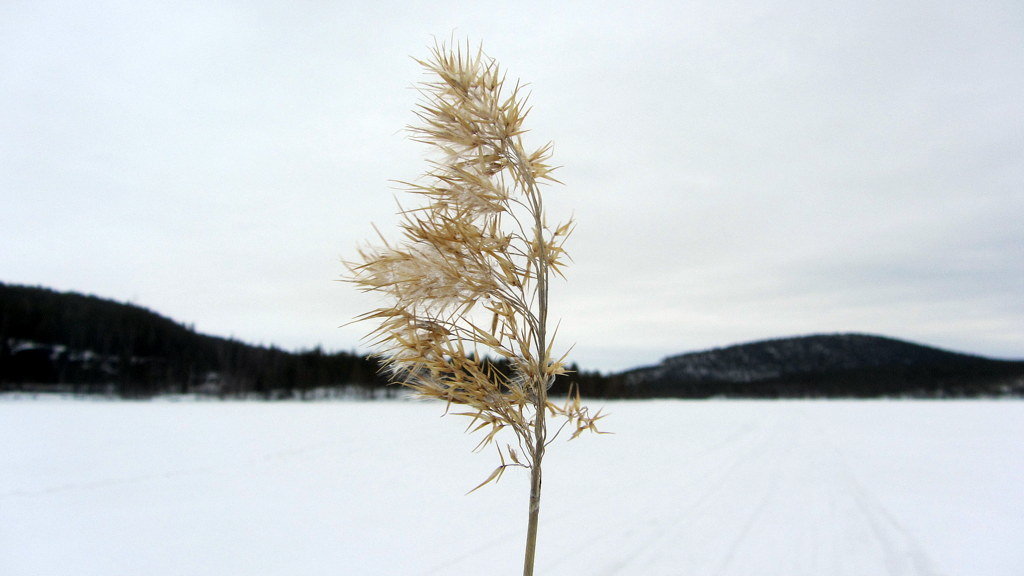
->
xmin=347 ymin=39 xmax=605 ymax=576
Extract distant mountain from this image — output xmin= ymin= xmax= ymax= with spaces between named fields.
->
xmin=4 ymin=282 xmax=1022 ymax=399
xmin=621 ymin=333 xmax=1024 ymax=398
xmin=0 ymin=282 xmax=384 ymax=398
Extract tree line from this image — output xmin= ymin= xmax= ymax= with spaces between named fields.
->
xmin=0 ymin=283 xmax=623 ymax=399
xmin=0 ymin=283 xmax=385 ymax=398
xmin=10 ymin=283 xmax=1012 ymax=399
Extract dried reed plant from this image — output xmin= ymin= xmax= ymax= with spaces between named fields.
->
xmin=346 ymin=40 xmax=605 ymax=575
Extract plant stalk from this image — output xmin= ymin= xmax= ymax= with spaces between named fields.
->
xmin=521 ymin=148 xmax=549 ymax=576
xmin=522 ymin=427 xmax=544 ymax=576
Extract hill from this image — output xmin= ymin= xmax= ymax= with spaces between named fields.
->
xmin=621 ymin=333 xmax=1024 ymax=398
xmin=4 ymin=282 xmax=1022 ymax=399
xmin=0 ymin=282 xmax=384 ymax=397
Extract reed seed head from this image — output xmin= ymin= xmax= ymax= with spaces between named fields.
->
xmin=347 ymin=39 xmax=605 ymax=486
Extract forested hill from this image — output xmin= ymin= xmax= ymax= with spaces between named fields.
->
xmin=0 ymin=282 xmax=385 ymax=398
xmin=4 ymin=283 xmax=1022 ymax=399
xmin=622 ymin=333 xmax=1024 ymax=398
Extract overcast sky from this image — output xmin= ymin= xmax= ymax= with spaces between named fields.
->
xmin=2 ymin=0 xmax=1022 ymax=372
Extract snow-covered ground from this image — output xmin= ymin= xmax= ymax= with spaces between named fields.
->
xmin=1 ymin=397 xmax=1021 ymax=576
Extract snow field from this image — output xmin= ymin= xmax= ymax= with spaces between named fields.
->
xmin=1 ymin=398 xmax=1021 ymax=575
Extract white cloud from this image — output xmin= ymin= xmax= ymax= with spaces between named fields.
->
xmin=2 ymin=0 xmax=1022 ymax=371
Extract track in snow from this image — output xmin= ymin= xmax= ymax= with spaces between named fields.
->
xmin=2 ymin=399 xmax=1020 ymax=576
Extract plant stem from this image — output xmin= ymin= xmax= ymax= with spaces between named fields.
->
xmin=520 ymin=143 xmax=549 ymax=576
xmin=523 ymin=433 xmax=543 ymax=576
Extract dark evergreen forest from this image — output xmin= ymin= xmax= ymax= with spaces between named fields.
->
xmin=0 ymin=283 xmax=616 ymax=399
xmin=3 ymin=282 xmax=1020 ymax=399
xmin=0 ymin=283 xmax=384 ymax=398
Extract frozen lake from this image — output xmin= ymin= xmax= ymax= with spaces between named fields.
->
xmin=2 ymin=398 xmax=1021 ymax=575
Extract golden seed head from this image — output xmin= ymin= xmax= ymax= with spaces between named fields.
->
xmin=346 ymin=40 xmax=603 ymax=486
